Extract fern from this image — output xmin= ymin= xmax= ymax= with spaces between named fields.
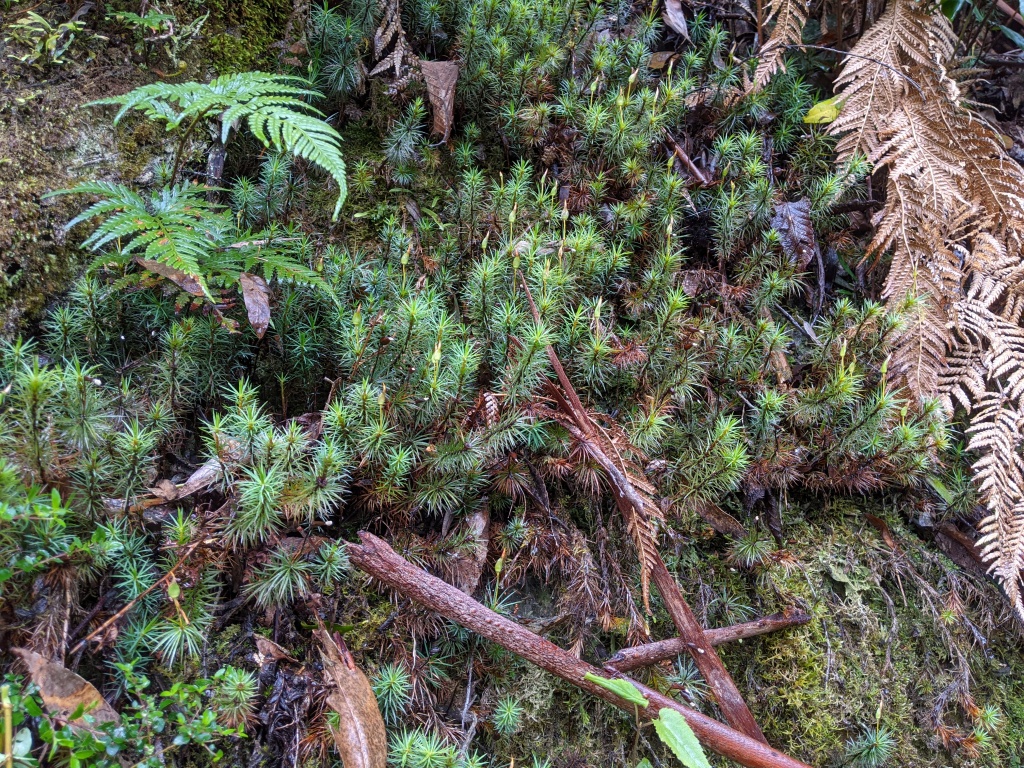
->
xmin=827 ymin=0 xmax=1024 ymax=619
xmin=63 ymin=182 xmax=227 ymax=298
xmin=54 ymin=183 xmax=330 ymax=313
xmin=91 ymin=72 xmax=348 ymax=219
xmin=753 ymin=0 xmax=808 ymax=89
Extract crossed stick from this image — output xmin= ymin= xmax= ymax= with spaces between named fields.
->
xmin=349 ymin=532 xmax=813 ymax=768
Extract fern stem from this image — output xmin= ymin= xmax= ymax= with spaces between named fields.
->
xmin=171 ymin=114 xmax=209 ymax=187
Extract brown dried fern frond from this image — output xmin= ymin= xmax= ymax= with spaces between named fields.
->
xmin=829 ymin=0 xmax=940 ymax=160
xmin=965 ymin=392 xmax=1024 ymax=614
xmin=752 ymin=0 xmax=809 ymax=89
xmin=879 ymin=200 xmax=968 ymax=398
xmin=829 ymin=0 xmax=1024 ymax=619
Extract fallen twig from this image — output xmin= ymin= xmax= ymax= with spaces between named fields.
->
xmin=348 ymin=531 xmax=813 ymax=768
xmin=663 ymin=130 xmax=711 ymax=186
xmin=606 ymin=608 xmax=812 ymax=673
xmin=649 ymin=557 xmax=769 ymax=742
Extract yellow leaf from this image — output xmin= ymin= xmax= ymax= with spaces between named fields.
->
xmin=803 ymin=97 xmax=843 ymax=124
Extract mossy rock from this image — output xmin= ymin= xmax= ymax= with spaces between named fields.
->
xmin=184 ymin=0 xmax=296 ymax=73
xmin=0 ymin=55 xmax=158 ymax=335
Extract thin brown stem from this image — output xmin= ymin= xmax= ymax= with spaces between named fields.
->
xmin=649 ymin=557 xmax=769 ymax=743
xmin=69 ymin=537 xmax=205 ymax=655
xmin=663 ymin=130 xmax=711 ymax=186
xmin=606 ymin=608 xmax=812 ymax=672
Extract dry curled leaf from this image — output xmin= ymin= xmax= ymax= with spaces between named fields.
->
xmin=254 ymin=635 xmax=298 ymax=666
xmin=663 ymin=0 xmax=690 ymax=39
xmin=771 ymin=199 xmax=816 ymax=271
xmin=421 ymin=60 xmax=459 ymax=140
xmin=136 ymin=257 xmax=205 ymax=297
xmin=238 ymin=272 xmax=272 ymax=339
xmin=13 ymin=649 xmax=118 ymax=731
xmin=317 ymin=627 xmax=387 ymax=768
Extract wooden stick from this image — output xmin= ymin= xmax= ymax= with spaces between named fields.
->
xmin=520 ymin=273 xmax=767 ymax=741
xmin=664 ymin=130 xmax=711 ymax=186
xmin=606 ymin=609 xmax=812 ymax=673
xmin=649 ymin=558 xmax=769 ymax=743
xmin=349 ymin=532 xmax=814 ymax=768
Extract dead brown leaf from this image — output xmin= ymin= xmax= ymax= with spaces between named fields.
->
xmin=238 ymin=272 xmax=272 ymax=339
xmin=13 ymin=649 xmax=118 ymax=731
xmin=254 ymin=635 xmax=298 ymax=666
xmin=648 ymin=51 xmax=678 ymax=70
xmin=316 ymin=627 xmax=387 ymax=768
xmin=663 ymin=0 xmax=690 ymax=39
xmin=451 ymin=508 xmax=490 ymax=595
xmin=421 ymin=60 xmax=459 ymax=140
xmin=694 ymin=501 xmax=748 ymax=538
xmin=136 ymin=257 xmax=206 ymax=297
xmin=149 ymin=478 xmax=179 ymax=501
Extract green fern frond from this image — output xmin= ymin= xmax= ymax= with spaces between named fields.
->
xmin=89 ymin=73 xmax=347 ymax=218
xmin=54 ymin=182 xmax=226 ymax=297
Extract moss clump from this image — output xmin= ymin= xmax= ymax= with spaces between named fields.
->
xmin=659 ymin=500 xmax=1024 ymax=767
xmin=190 ymin=0 xmax=295 ymax=73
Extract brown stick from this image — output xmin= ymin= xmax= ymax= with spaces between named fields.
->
xmin=520 ymin=273 xmax=766 ymax=741
xmin=349 ymin=532 xmax=813 ymax=768
xmin=69 ymin=537 xmax=204 ymax=655
xmin=606 ymin=608 xmax=812 ymax=673
xmin=649 ymin=558 xmax=769 ymax=743
xmin=664 ymin=130 xmax=711 ymax=186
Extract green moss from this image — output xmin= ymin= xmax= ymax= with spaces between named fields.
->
xmin=189 ymin=0 xmax=295 ymax=73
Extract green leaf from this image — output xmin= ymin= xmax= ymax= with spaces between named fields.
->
xmin=941 ymin=0 xmax=965 ymax=18
xmin=167 ymin=581 xmax=181 ymax=600
xmin=13 ymin=727 xmax=33 ymax=757
xmin=652 ymin=708 xmax=712 ymax=768
xmin=583 ymin=673 xmax=649 ymax=707
xmin=85 ymin=73 xmax=347 ymax=219
xmin=999 ymin=24 xmax=1024 ymax=51
xmin=926 ymin=475 xmax=954 ymax=506
xmin=803 ymin=97 xmax=843 ymax=124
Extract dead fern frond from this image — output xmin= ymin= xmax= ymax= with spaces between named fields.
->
xmin=752 ymin=0 xmax=809 ymax=89
xmin=829 ymin=0 xmax=1024 ymax=618
xmin=829 ymin=0 xmax=937 ymax=160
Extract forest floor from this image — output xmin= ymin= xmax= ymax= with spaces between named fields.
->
xmin=3 ymin=2 xmax=1024 ymax=768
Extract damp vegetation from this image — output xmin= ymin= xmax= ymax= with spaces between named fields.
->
xmin=3 ymin=1 xmax=1024 ymax=768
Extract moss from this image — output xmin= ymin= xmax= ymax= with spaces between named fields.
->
xmin=187 ymin=0 xmax=295 ymax=73
xmin=0 ymin=64 xmax=153 ymax=335
xmin=684 ymin=501 xmax=1024 ymax=768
